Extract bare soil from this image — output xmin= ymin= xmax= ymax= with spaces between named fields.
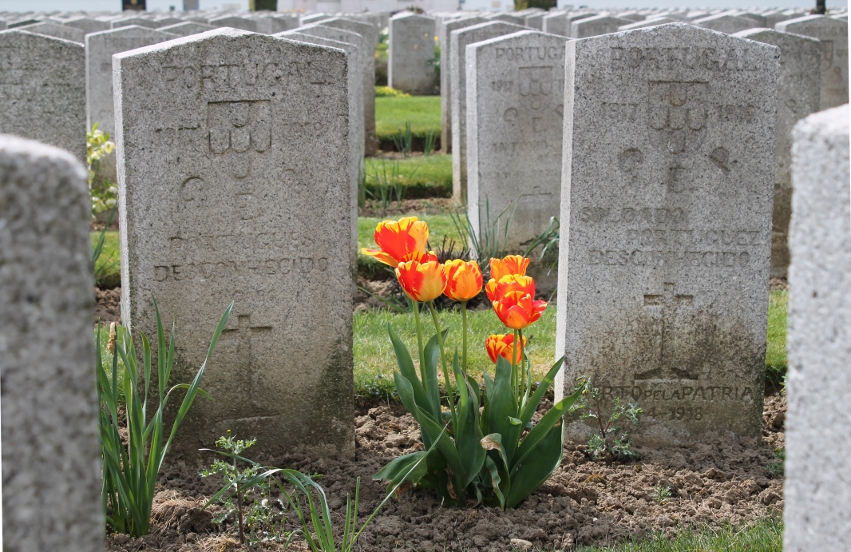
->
xmin=104 ymin=395 xmax=786 ymax=552
xmin=96 ymin=287 xmax=122 ymax=324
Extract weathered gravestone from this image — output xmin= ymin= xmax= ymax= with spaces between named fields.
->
xmin=64 ymin=16 xmax=111 ymax=34
xmin=785 ymin=104 xmax=850 ymax=552
xmin=17 ymin=21 xmax=85 ymax=43
xmin=619 ymin=17 xmax=681 ymax=31
xmin=0 ymin=134 xmax=102 ymax=551
xmin=555 ymin=23 xmax=780 ymax=444
xmin=0 ymin=31 xmax=85 ymax=162
xmin=486 ymin=13 xmax=525 ymax=26
xmin=319 ymin=18 xmax=378 ymax=155
xmin=735 ymin=28 xmax=820 ymax=280
xmin=440 ymin=15 xmax=485 ymax=153
xmin=542 ymin=12 xmax=571 ymax=36
xmin=776 ymin=15 xmax=848 ymax=110
xmin=115 ymin=28 xmax=354 ymax=461
xmin=693 ymin=13 xmax=762 ymax=34
xmin=86 ymin=25 xmax=176 ymax=180
xmin=467 ymin=30 xmax=566 ymax=251
xmin=283 ymin=23 xmax=367 ymax=205
xmin=451 ymin=20 xmax=526 ymax=202
xmin=570 ymin=15 xmax=631 ymax=38
xmin=389 ymin=13 xmax=436 ymax=95
xmin=280 ymin=31 xmax=362 ymax=253
xmin=159 ymin=21 xmax=217 ymax=37
xmin=112 ymin=17 xmax=160 ymax=29
xmin=525 ymin=12 xmax=547 ymax=30
xmin=208 ymin=15 xmax=259 ymax=32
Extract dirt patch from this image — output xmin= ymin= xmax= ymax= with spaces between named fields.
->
xmin=769 ymin=278 xmax=789 ymax=292
xmin=359 ymin=197 xmax=461 ymax=218
xmin=96 ymin=287 xmax=122 ymax=324
xmin=105 ymin=395 xmax=786 ymax=552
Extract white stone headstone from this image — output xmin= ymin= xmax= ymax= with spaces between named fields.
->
xmin=17 ymin=21 xmax=85 ymax=42
xmin=0 ymin=134 xmax=102 ymax=552
xmin=555 ymin=23 xmax=780 ymax=445
xmin=439 ymin=15 xmax=485 ymax=153
xmin=388 ymin=13 xmax=436 ymax=95
xmin=0 ymin=30 xmax=85 ymax=162
xmin=115 ymin=28 xmax=354 ymax=461
xmin=785 ymin=104 xmax=851 ymax=552
xmin=467 ymin=30 xmax=566 ymax=251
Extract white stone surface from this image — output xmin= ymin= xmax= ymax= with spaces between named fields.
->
xmin=785 ymin=104 xmax=851 ymax=552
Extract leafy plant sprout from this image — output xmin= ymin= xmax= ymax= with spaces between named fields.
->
xmin=654 ymin=485 xmax=672 ymax=504
xmin=200 ymin=432 xmax=295 ymax=547
xmin=570 ymin=378 xmax=643 ymax=460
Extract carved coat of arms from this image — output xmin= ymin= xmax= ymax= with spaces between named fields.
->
xmin=647 ymin=81 xmax=708 ymax=156
xmin=208 ymin=101 xmax=271 ymax=178
xmin=518 ymin=66 xmax=554 ymax=112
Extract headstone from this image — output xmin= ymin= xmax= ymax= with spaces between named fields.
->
xmin=64 ymin=16 xmax=111 ymax=33
xmin=280 ymin=30 xmax=362 ymax=252
xmin=486 ymin=13 xmax=525 ymax=26
xmin=693 ymin=14 xmax=762 ymax=34
xmin=114 ymin=28 xmax=354 ymax=461
xmin=466 ymin=30 xmax=565 ymax=251
xmin=619 ymin=17 xmax=680 ymax=31
xmin=439 ymin=15 xmax=485 ymax=153
xmin=785 ymin=104 xmax=851 ymax=552
xmin=451 ymin=20 xmax=526 ymax=202
xmin=776 ymin=15 xmax=849 ymax=110
xmin=112 ymin=17 xmax=159 ymax=29
xmin=0 ymin=31 xmax=85 ymax=162
xmin=388 ymin=13 xmax=435 ymax=95
xmin=17 ymin=21 xmax=85 ymax=43
xmin=555 ymin=23 xmax=780 ymax=444
xmin=524 ymin=12 xmax=546 ymax=30
xmin=0 ymin=134 xmax=102 ymax=551
xmin=300 ymin=13 xmax=329 ymax=25
xmin=542 ymin=11 xmax=570 ymax=36
xmin=320 ymin=17 xmax=378 ymax=154
xmin=735 ymin=28 xmax=820 ymax=279
xmin=571 ymin=15 xmax=631 ymax=38
xmin=208 ymin=15 xmax=259 ymax=31
xmin=86 ymin=26 xmax=175 ymax=181
xmin=159 ymin=21 xmax=216 ymax=36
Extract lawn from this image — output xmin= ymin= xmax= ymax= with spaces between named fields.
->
xmin=375 ymin=94 xmax=441 ymax=149
xmin=92 ymin=230 xmax=120 ymax=288
xmin=364 ymin=154 xmax=452 ymax=199
xmin=765 ymin=290 xmax=788 ymax=386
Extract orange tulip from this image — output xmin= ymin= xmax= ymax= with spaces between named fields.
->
xmin=485 ymin=274 xmax=536 ymax=303
xmin=489 ymin=255 xmax=530 ymax=281
xmin=443 ymin=259 xmax=483 ymax=302
xmin=361 ymin=217 xmax=429 ymax=267
xmin=492 ymin=290 xmax=547 ymax=330
xmin=396 ymin=259 xmax=447 ymax=302
xmin=485 ymin=333 xmax=526 ymax=364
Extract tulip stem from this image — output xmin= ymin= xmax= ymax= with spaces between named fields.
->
xmin=519 ymin=328 xmax=531 ymax=408
xmin=461 ymin=302 xmax=468 ymax=375
xmin=512 ymin=329 xmax=519 ymax=398
xmin=411 ymin=299 xmax=425 ymax=387
xmin=428 ymin=301 xmax=456 ymax=429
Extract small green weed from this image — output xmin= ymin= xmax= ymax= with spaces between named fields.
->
xmin=653 ymin=486 xmax=672 ymax=504
xmin=766 ymin=448 xmax=785 ymax=478
xmin=571 ymin=379 xmax=643 ymax=460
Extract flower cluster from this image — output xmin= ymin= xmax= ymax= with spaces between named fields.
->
xmin=361 ymin=218 xmax=547 ymax=362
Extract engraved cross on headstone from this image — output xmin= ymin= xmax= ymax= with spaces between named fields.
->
xmin=635 ymin=282 xmax=697 ymax=380
xmin=221 ymin=314 xmax=272 ymax=390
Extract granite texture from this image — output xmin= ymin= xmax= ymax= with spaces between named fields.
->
xmin=693 ymin=14 xmax=762 ymax=34
xmin=112 ymin=17 xmax=161 ymax=29
xmin=159 ymin=21 xmax=216 ymax=37
xmin=619 ymin=17 xmax=680 ymax=31
xmin=388 ymin=13 xmax=436 ymax=95
xmin=450 ymin=20 xmax=526 ymax=202
xmin=0 ymin=134 xmax=102 ymax=552
xmin=17 ymin=21 xmax=85 ymax=43
xmin=785 ymin=104 xmax=851 ymax=552
xmin=320 ymin=17 xmax=378 ymax=155
xmin=735 ymin=28 xmax=820 ymax=280
xmin=556 ymin=23 xmax=780 ymax=445
xmin=542 ymin=12 xmax=571 ymax=36
xmin=115 ymin=28 xmax=354 ymax=463
xmin=280 ymin=30 xmax=362 ymax=256
xmin=467 ymin=30 xmax=566 ymax=251
xmin=0 ymin=30 xmax=86 ymax=162
xmin=207 ymin=15 xmax=259 ymax=32
xmin=64 ymin=16 xmax=111 ymax=33
xmin=776 ymin=15 xmax=848 ymax=110
xmin=439 ymin=15 xmax=485 ymax=153
xmin=570 ymin=15 xmax=632 ymax=38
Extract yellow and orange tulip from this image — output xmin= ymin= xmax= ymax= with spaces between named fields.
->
xmin=396 ymin=259 xmax=447 ymax=302
xmin=361 ymin=217 xmax=429 ymax=267
xmin=485 ymin=333 xmax=526 ymax=364
xmin=492 ymin=290 xmax=547 ymax=330
xmin=489 ymin=255 xmax=530 ymax=281
xmin=485 ymin=274 xmax=536 ymax=303
xmin=443 ymin=259 xmax=483 ymax=302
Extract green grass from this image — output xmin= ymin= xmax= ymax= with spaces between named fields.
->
xmin=765 ymin=290 xmax=788 ymax=387
xmin=94 ymin=323 xmax=127 ymax=406
xmin=375 ymin=94 xmax=441 ymax=149
xmin=92 ymin=230 xmax=120 ymax=288
xmin=354 ymin=305 xmax=557 ymax=400
xmin=364 ymin=154 xmax=452 ymax=199
xmin=569 ymin=516 xmax=782 ymax=552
